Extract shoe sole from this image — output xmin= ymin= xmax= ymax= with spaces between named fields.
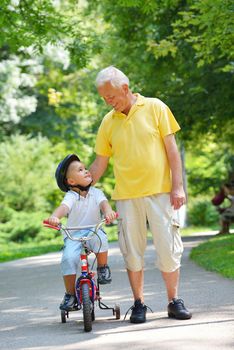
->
xmin=130 ymin=319 xmax=146 ymax=323
xmin=130 ymin=315 xmax=146 ymax=323
xmin=98 ymin=280 xmax=112 ymax=285
xmin=60 ymin=305 xmax=78 ymax=312
xmin=168 ymin=312 xmax=192 ymax=320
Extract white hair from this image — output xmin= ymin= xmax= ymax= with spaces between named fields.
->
xmin=96 ymin=66 xmax=129 ymax=88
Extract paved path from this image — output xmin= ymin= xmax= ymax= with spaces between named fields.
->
xmin=0 ymin=233 xmax=234 ymax=350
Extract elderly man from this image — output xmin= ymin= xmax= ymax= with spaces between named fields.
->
xmin=90 ymin=66 xmax=192 ymax=323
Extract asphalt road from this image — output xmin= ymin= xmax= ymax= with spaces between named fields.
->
xmin=0 ymin=233 xmax=234 ymax=350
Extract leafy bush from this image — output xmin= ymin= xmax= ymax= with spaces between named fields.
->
xmin=0 ymin=206 xmax=15 ymax=223
xmin=0 ymin=134 xmax=58 ymax=212
xmin=0 ymin=211 xmax=57 ymax=243
xmin=187 ymin=197 xmax=219 ymax=226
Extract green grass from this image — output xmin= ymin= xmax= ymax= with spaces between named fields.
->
xmin=0 ymin=241 xmax=63 ymax=263
xmin=190 ymin=234 xmax=234 ymax=279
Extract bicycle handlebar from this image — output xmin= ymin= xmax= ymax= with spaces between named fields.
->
xmin=43 ymin=214 xmax=119 ymax=242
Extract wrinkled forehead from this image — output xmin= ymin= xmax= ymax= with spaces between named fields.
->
xmin=98 ymin=81 xmax=122 ymax=98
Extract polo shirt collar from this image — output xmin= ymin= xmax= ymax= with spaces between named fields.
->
xmin=112 ymin=93 xmax=145 ymax=117
xmin=134 ymin=93 xmax=145 ymax=106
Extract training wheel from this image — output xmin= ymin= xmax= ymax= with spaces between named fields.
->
xmin=91 ymin=308 xmax=95 ymax=321
xmin=61 ymin=310 xmax=68 ymax=323
xmin=114 ymin=304 xmax=121 ymax=319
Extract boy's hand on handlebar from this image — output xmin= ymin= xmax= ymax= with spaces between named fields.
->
xmin=105 ymin=211 xmax=118 ymax=224
xmin=45 ymin=216 xmax=61 ymax=226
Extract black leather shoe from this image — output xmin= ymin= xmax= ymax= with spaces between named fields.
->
xmin=59 ymin=293 xmax=77 ymax=311
xmin=168 ymin=298 xmax=192 ymax=320
xmin=129 ymin=299 xmax=147 ymax=323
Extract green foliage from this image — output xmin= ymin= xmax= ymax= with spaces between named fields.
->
xmin=0 ymin=210 xmax=58 ymax=243
xmin=0 ymin=205 xmax=15 ymax=223
xmin=0 ymin=134 xmax=58 ymax=211
xmin=190 ymin=234 xmax=234 ymax=279
xmin=0 ymin=1 xmax=103 ymax=70
xmin=186 ymin=141 xmax=234 ymax=197
xmin=6 ymin=217 xmax=41 ymax=242
xmin=187 ymin=197 xmax=219 ymax=226
xmin=172 ymin=0 xmax=234 ymax=70
xmin=87 ymin=0 xmax=234 ymax=149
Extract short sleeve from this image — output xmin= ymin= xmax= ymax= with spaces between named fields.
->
xmin=61 ymin=191 xmax=76 ymax=211
xmin=157 ymin=101 xmax=181 ymax=138
xmin=94 ymin=119 xmax=113 ymax=157
xmin=94 ymin=188 xmax=107 ymax=206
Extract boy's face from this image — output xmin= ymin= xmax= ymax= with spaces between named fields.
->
xmin=66 ymin=161 xmax=92 ymax=188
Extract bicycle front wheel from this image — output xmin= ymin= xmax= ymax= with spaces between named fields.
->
xmin=81 ymin=283 xmax=92 ymax=332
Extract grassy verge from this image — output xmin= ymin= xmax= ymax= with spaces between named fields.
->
xmin=0 ymin=241 xmax=63 ymax=262
xmin=190 ymin=234 xmax=234 ymax=279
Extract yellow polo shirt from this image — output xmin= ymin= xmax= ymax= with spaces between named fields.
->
xmin=95 ymin=94 xmax=180 ymax=200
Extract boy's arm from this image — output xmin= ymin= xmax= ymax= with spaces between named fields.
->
xmin=46 ymin=204 xmax=69 ymax=226
xmin=100 ymin=200 xmax=116 ymax=224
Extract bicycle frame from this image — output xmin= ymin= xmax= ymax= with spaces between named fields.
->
xmin=43 ymin=218 xmax=120 ymax=331
xmin=43 ymin=219 xmax=106 ymax=304
xmin=75 ymin=244 xmax=97 ymax=305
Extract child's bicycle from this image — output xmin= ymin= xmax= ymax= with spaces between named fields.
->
xmin=43 ymin=219 xmax=120 ymax=332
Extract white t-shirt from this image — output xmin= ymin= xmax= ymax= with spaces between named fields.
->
xmin=61 ymin=187 xmax=107 ymax=238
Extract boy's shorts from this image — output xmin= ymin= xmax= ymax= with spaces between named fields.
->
xmin=116 ymin=193 xmax=184 ymax=273
xmin=61 ymin=229 xmax=108 ymax=276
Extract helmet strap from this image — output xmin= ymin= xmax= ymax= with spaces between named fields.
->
xmin=69 ymin=181 xmax=92 ymax=192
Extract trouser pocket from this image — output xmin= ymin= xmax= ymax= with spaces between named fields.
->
xmin=171 ymin=218 xmax=184 ymax=255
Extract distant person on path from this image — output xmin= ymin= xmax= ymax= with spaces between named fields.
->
xmin=212 ymin=175 xmax=234 ymax=235
xmin=89 ymin=66 xmax=192 ymax=323
xmin=45 ymin=154 xmax=116 ymax=311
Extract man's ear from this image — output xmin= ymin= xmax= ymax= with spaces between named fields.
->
xmin=122 ymin=84 xmax=129 ymax=95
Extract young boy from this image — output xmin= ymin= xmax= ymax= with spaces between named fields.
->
xmin=45 ymin=154 xmax=116 ymax=311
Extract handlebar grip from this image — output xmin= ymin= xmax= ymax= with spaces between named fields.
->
xmin=42 ymin=220 xmax=61 ymax=231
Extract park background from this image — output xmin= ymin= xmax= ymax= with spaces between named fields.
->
xmin=0 ymin=0 xmax=233 ymax=276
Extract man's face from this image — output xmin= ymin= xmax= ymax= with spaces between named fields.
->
xmin=66 ymin=161 xmax=92 ymax=187
xmin=98 ymin=81 xmax=129 ymax=113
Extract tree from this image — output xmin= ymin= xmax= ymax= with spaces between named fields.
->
xmin=0 ymin=0 xmax=100 ymax=67
xmin=0 ymin=55 xmax=38 ymax=130
xmin=86 ymin=0 xmax=234 ymax=148
xmin=0 ymin=134 xmax=58 ymax=211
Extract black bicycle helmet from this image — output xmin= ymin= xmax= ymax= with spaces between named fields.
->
xmin=55 ymin=154 xmax=80 ymax=192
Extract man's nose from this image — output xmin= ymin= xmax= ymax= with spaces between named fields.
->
xmin=105 ymin=97 xmax=114 ymax=105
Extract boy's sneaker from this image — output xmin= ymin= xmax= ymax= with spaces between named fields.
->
xmin=59 ymin=293 xmax=77 ymax=311
xmin=129 ymin=299 xmax=147 ymax=323
xmin=97 ymin=264 xmax=112 ymax=284
xmin=168 ymin=298 xmax=192 ymax=319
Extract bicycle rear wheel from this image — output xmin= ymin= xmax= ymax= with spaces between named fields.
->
xmin=81 ymin=283 xmax=92 ymax=332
